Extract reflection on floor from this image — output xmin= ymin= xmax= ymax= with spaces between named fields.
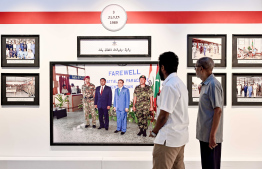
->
xmin=6 ymin=91 xmax=34 ymax=98
xmin=53 ymin=110 xmax=154 ymax=144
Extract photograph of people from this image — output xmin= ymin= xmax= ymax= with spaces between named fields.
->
xmin=113 ymin=79 xmax=130 ymax=135
xmin=61 ymin=84 xmax=68 ymax=94
xmin=133 ymin=75 xmax=153 ymax=137
xmin=236 ymin=77 xmax=262 ymax=98
xmin=94 ymin=78 xmax=112 ymax=130
xmin=237 ymin=38 xmax=262 ymax=59
xmin=192 ymin=38 xmax=222 ymax=60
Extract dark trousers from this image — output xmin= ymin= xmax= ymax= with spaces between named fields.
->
xmin=98 ymin=107 xmax=109 ymax=129
xmin=200 ymin=141 xmax=222 ymax=169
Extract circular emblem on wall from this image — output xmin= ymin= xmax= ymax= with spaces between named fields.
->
xmin=100 ymin=4 xmax=127 ymax=32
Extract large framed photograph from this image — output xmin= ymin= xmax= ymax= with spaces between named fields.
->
xmin=187 ymin=73 xmax=227 ymax=106
xmin=1 ymin=35 xmax=39 ymax=67
xmin=1 ymin=73 xmax=39 ymax=105
xmin=50 ymin=61 xmax=161 ymax=146
xmin=187 ymin=34 xmax=227 ymax=67
xmin=232 ymin=73 xmax=262 ymax=106
xmin=232 ymin=34 xmax=262 ymax=67
xmin=77 ymin=36 xmax=151 ymax=58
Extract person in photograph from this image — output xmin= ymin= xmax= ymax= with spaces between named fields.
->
xmin=71 ymin=83 xmax=77 ymax=94
xmin=248 ymin=84 xmax=253 ymax=97
xmin=252 ymin=48 xmax=257 ymax=58
xmin=237 ymin=83 xmax=242 ymax=96
xmin=9 ymin=48 xmax=13 ymax=58
xmin=6 ymin=41 xmax=9 ymax=49
xmin=9 ymin=41 xmax=13 ymax=50
xmin=22 ymin=48 xmax=27 ymax=59
xmin=243 ymin=84 xmax=248 ymax=97
xmin=192 ymin=45 xmax=197 ymax=58
xmin=210 ymin=43 xmax=213 ymax=54
xmin=27 ymin=49 xmax=34 ymax=59
xmin=13 ymin=40 xmax=16 ymax=50
xmin=133 ymin=75 xmax=154 ymax=137
xmin=213 ymin=44 xmax=217 ymax=54
xmin=76 ymin=85 xmax=81 ymax=93
xmin=82 ymin=76 xmax=96 ymax=128
xmin=13 ymin=48 xmax=17 ymax=58
xmin=27 ymin=41 xmax=32 ymax=50
xmin=94 ymin=78 xmax=112 ymax=131
xmin=200 ymin=44 xmax=203 ymax=54
xmin=31 ymin=41 xmax=35 ymax=54
xmin=113 ymin=79 xmax=130 ymax=135
xmin=204 ymin=45 xmax=207 ymax=56
xmin=20 ymin=40 xmax=24 ymax=51
xmin=17 ymin=48 xmax=23 ymax=59
xmin=61 ymin=84 xmax=68 ymax=94
xmin=253 ymin=83 xmax=258 ymax=97
xmin=150 ymin=52 xmax=189 ymax=169
xmin=195 ymin=57 xmax=224 ymax=169
xmin=243 ymin=47 xmax=249 ymax=58
xmin=23 ymin=41 xmax=27 ymax=51
xmin=6 ymin=48 xmax=10 ymax=58
xmin=16 ymin=41 xmax=20 ymax=51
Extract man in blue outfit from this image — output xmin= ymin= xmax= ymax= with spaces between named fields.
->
xmin=113 ymin=79 xmax=130 ymax=135
xmin=94 ymin=78 xmax=112 ymax=131
xmin=243 ymin=84 xmax=248 ymax=97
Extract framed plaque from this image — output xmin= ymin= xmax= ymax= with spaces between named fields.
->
xmin=77 ymin=36 xmax=151 ymax=58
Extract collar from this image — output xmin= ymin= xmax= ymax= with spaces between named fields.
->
xmin=201 ymin=74 xmax=214 ymax=86
xmin=119 ymin=87 xmax=123 ymax=90
xmin=162 ymin=73 xmax=177 ymax=86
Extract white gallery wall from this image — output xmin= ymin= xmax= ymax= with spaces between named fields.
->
xmin=0 ymin=0 xmax=262 ymax=162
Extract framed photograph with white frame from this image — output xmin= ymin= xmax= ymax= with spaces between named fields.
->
xmin=1 ymin=73 xmax=39 ymax=105
xmin=187 ymin=73 xmax=227 ymax=106
xmin=232 ymin=73 xmax=262 ymax=106
xmin=77 ymin=36 xmax=151 ymax=58
xmin=187 ymin=34 xmax=227 ymax=67
xmin=1 ymin=35 xmax=39 ymax=67
xmin=232 ymin=34 xmax=262 ymax=67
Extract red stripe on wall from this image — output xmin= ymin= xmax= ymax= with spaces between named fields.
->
xmin=0 ymin=11 xmax=262 ymax=24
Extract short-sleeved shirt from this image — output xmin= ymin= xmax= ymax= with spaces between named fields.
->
xmin=196 ymin=74 xmax=224 ymax=143
xmin=82 ymin=83 xmax=95 ymax=101
xmin=154 ymin=73 xmax=189 ymax=147
xmin=133 ymin=85 xmax=153 ymax=104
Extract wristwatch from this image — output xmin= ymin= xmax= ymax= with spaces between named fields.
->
xmin=151 ymin=131 xmax=157 ymax=137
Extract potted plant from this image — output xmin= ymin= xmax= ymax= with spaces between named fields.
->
xmin=55 ymin=94 xmax=69 ymax=109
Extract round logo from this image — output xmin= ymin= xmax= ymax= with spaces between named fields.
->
xmin=100 ymin=4 xmax=127 ymax=32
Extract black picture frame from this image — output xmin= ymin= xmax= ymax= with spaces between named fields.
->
xmin=1 ymin=35 xmax=40 ymax=67
xmin=50 ymin=61 xmax=159 ymax=146
xmin=232 ymin=34 xmax=262 ymax=67
xmin=187 ymin=34 xmax=227 ymax=67
xmin=187 ymin=73 xmax=227 ymax=106
xmin=232 ymin=73 xmax=262 ymax=106
xmin=1 ymin=73 xmax=39 ymax=105
xmin=77 ymin=36 xmax=151 ymax=58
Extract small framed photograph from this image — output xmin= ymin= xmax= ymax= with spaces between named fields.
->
xmin=187 ymin=73 xmax=227 ymax=106
xmin=232 ymin=73 xmax=262 ymax=106
xmin=187 ymin=34 xmax=227 ymax=67
xmin=77 ymin=36 xmax=151 ymax=58
xmin=232 ymin=34 xmax=262 ymax=67
xmin=1 ymin=73 xmax=39 ymax=105
xmin=1 ymin=35 xmax=39 ymax=67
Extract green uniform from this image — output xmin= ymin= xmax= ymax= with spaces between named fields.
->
xmin=82 ymin=83 xmax=96 ymax=125
xmin=134 ymin=85 xmax=153 ymax=130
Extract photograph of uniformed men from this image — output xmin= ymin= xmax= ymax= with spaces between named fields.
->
xmin=192 ymin=38 xmax=222 ymax=60
xmin=192 ymin=76 xmax=221 ymax=98
xmin=5 ymin=38 xmax=35 ymax=59
xmin=237 ymin=38 xmax=262 ymax=59
xmin=236 ymin=77 xmax=262 ymax=98
xmin=6 ymin=76 xmax=35 ymax=98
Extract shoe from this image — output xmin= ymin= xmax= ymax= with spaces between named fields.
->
xmin=92 ymin=125 xmax=96 ymax=128
xmin=85 ymin=125 xmax=90 ymax=128
xmin=105 ymin=128 xmax=108 ymax=130
xmin=137 ymin=128 xmax=143 ymax=136
xmin=121 ymin=132 xmax=125 ymax=135
xmin=114 ymin=130 xmax=120 ymax=133
xmin=98 ymin=127 xmax=104 ymax=129
xmin=143 ymin=129 xmax=147 ymax=137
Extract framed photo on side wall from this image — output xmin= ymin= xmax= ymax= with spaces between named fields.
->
xmin=232 ymin=73 xmax=262 ymax=106
xmin=187 ymin=34 xmax=227 ymax=67
xmin=232 ymin=34 xmax=262 ymax=67
xmin=187 ymin=73 xmax=227 ymax=106
xmin=1 ymin=35 xmax=39 ymax=67
xmin=1 ymin=73 xmax=39 ymax=105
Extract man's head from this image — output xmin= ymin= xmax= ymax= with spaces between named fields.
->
xmin=84 ymin=76 xmax=90 ymax=84
xmin=63 ymin=84 xmax=67 ymax=89
xmin=195 ymin=57 xmax=214 ymax=80
xmin=71 ymin=83 xmax=74 ymax=87
xmin=139 ymin=75 xmax=146 ymax=85
xmin=118 ymin=79 xmax=124 ymax=88
xmin=158 ymin=51 xmax=179 ymax=81
xmin=76 ymin=85 xmax=79 ymax=89
xmin=100 ymin=78 xmax=106 ymax=86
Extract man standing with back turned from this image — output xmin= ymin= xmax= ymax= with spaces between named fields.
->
xmin=150 ymin=51 xmax=189 ymax=169
xmin=195 ymin=57 xmax=224 ymax=169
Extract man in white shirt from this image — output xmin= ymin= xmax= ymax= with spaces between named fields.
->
xmin=150 ymin=51 xmax=189 ymax=169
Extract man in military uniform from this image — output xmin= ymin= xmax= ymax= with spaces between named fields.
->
xmin=133 ymin=75 xmax=154 ymax=137
xmin=82 ymin=76 xmax=96 ymax=128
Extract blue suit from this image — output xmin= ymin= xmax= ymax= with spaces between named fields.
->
xmin=113 ymin=87 xmax=130 ymax=132
xmin=248 ymin=86 xmax=253 ymax=97
xmin=243 ymin=85 xmax=248 ymax=97
xmin=94 ymin=85 xmax=112 ymax=129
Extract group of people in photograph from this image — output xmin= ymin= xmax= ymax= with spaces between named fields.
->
xmin=5 ymin=39 xmax=35 ymax=59
xmin=237 ymin=82 xmax=262 ymax=97
xmin=192 ymin=42 xmax=221 ymax=58
xmin=6 ymin=81 xmax=35 ymax=97
xmin=237 ymin=47 xmax=261 ymax=59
